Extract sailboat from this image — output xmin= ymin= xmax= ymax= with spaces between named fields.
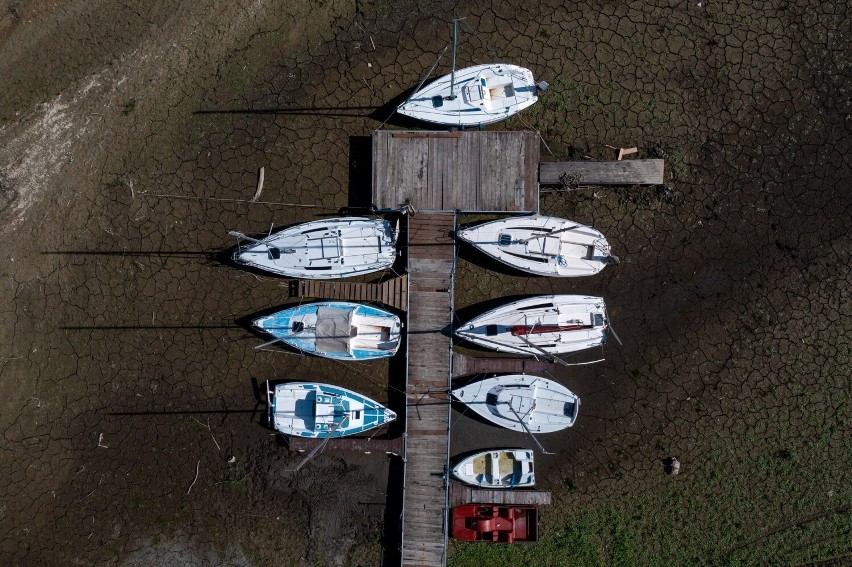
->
xmin=397 ymin=19 xmax=541 ymax=127
xmin=457 ymin=215 xmax=616 ymax=276
xmin=451 ymin=374 xmax=580 ymax=433
xmin=229 ymin=217 xmax=398 ymax=279
xmin=254 ymin=301 xmax=402 ymax=360
xmin=455 ymin=295 xmax=608 ymax=356
xmin=451 ymin=448 xmax=535 ymax=488
xmin=267 ymin=381 xmax=396 ymax=438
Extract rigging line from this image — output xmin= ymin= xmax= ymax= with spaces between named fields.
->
xmin=516 ymin=114 xmax=554 ymax=157
xmin=374 ymin=43 xmax=451 ymax=134
xmin=506 ymin=404 xmax=553 ymax=455
xmin=286 ymin=414 xmax=349 ymax=472
xmin=408 ymin=44 xmax=450 ymax=102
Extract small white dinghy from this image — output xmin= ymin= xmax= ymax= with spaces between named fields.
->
xmin=267 ymin=381 xmax=396 ymax=438
xmin=457 ymin=216 xmax=616 ymax=277
xmin=229 ymin=217 xmax=397 ymax=279
xmin=455 ymin=295 xmax=607 ymax=356
xmin=451 ymin=448 xmax=535 ymax=488
xmin=452 ymin=374 xmax=580 ymax=433
xmin=397 ymin=20 xmax=540 ymax=127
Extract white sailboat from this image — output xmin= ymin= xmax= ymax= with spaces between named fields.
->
xmin=455 ymin=295 xmax=608 ymax=356
xmin=229 ymin=217 xmax=397 ymax=279
xmin=397 ymin=19 xmax=541 ymax=127
xmin=457 ymin=215 xmax=616 ymax=277
xmin=452 ymin=374 xmax=580 ymax=432
xmin=451 ymin=448 xmax=535 ymax=488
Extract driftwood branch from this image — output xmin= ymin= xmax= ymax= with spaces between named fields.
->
xmin=186 ymin=460 xmax=200 ymax=494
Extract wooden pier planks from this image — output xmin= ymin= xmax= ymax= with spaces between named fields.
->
xmin=373 ymin=130 xmax=539 ymax=213
xmin=294 ymin=276 xmax=407 ymax=311
xmin=539 ymin=159 xmax=664 ymax=186
xmin=451 ymin=353 xmax=558 ymax=377
xmin=448 ymin=484 xmax=552 ymax=507
xmin=402 ymin=214 xmax=455 ymax=567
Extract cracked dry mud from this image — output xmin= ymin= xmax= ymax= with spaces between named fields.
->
xmin=0 ymin=1 xmax=849 ymax=566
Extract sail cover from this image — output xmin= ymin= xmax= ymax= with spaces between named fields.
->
xmin=315 ymin=306 xmax=354 ymax=354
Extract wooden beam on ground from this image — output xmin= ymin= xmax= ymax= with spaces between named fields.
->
xmin=539 ymin=159 xmax=664 ymax=186
xmin=449 ymin=484 xmax=552 ymax=507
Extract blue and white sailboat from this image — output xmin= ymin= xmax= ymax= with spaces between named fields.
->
xmin=253 ymin=301 xmax=402 ymax=360
xmin=267 ymin=382 xmax=396 ymax=438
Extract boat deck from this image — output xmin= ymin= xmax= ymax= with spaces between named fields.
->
xmin=372 ymin=130 xmax=539 ymax=213
xmin=401 ymin=213 xmax=455 ymax=567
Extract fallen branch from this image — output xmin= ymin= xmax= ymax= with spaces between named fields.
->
xmin=186 ymin=460 xmax=200 ymax=494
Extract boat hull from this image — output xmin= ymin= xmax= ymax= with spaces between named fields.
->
xmin=451 ymin=448 xmax=535 ymax=488
xmin=451 ymin=374 xmax=580 ymax=433
xmin=398 ymin=64 xmax=538 ymax=127
xmin=455 ymin=295 xmax=607 ymax=356
xmin=254 ymin=301 xmax=401 ymax=360
xmin=457 ymin=216 xmax=612 ymax=277
xmin=232 ymin=217 xmax=396 ymax=279
xmin=267 ymin=381 xmax=396 ymax=438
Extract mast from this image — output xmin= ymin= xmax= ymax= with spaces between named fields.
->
xmin=447 ymin=17 xmax=465 ymax=100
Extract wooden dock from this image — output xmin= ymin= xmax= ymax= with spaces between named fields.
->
xmin=449 ymin=484 xmax=552 ymax=507
xmin=372 ymin=131 xmax=540 ymax=213
xmin=401 ymin=213 xmax=455 ymax=567
xmin=539 ymin=159 xmax=664 ymax=185
xmin=452 ymin=353 xmax=558 ymax=377
xmin=292 ymin=276 xmax=408 ymax=311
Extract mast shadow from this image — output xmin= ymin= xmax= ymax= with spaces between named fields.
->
xmin=193 ymin=105 xmax=380 ymax=118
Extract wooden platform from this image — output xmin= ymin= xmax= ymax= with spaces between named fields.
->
xmin=372 ymin=131 xmax=539 ymax=213
xmin=452 ymin=353 xmax=558 ymax=377
xmin=401 ymin=214 xmax=455 ymax=567
xmin=288 ymin=436 xmax=403 ymax=454
xmin=449 ymin=484 xmax=552 ymax=507
xmin=539 ymin=159 xmax=664 ymax=185
xmin=292 ymin=276 xmax=407 ymax=311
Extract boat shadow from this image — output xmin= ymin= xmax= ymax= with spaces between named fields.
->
xmin=367 ymin=86 xmax=455 ymax=130
xmin=380 ymin=454 xmax=405 ymax=566
xmin=41 ymin=248 xmax=233 ymax=269
xmin=193 ymin=105 xmax=381 ymax=118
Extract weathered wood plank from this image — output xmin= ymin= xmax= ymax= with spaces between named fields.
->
xmin=394 ymin=131 xmax=462 ymax=139
xmin=539 ymin=159 xmax=665 ymax=185
xmin=449 ymin=484 xmax=552 ymax=506
xmin=402 ymin=213 xmax=455 ymax=567
xmin=373 ymin=131 xmax=537 ymax=212
xmin=524 ymin=131 xmax=540 ymax=212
